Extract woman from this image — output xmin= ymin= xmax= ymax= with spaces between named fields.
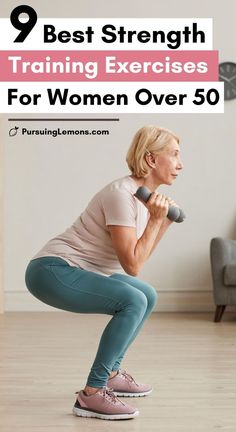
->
xmin=25 ymin=125 xmax=183 ymax=421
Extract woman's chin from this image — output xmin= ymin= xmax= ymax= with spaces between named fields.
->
xmin=163 ymin=179 xmax=174 ymax=186
xmin=157 ymin=177 xmax=175 ymax=186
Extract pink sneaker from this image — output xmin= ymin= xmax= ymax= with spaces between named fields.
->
xmin=72 ymin=386 xmax=139 ymax=420
xmin=108 ymin=370 xmax=153 ymax=397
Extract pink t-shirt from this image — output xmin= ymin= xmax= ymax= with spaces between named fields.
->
xmin=33 ymin=175 xmax=149 ymax=276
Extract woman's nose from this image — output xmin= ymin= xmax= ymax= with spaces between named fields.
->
xmin=177 ymin=158 xmax=184 ymax=170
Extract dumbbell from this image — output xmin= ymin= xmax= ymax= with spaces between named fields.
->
xmin=134 ymin=186 xmax=186 ymax=223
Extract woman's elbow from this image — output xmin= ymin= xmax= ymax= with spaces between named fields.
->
xmin=124 ymin=262 xmax=140 ymax=277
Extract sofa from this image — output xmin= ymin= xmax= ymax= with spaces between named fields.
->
xmin=210 ymin=237 xmax=236 ymax=322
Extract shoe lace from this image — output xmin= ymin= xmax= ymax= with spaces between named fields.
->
xmin=120 ymin=370 xmax=139 ymax=386
xmin=102 ymin=386 xmax=126 ymax=406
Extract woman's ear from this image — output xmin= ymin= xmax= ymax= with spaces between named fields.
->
xmin=145 ymin=152 xmax=156 ymax=168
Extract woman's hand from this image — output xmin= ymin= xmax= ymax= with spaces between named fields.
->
xmin=160 ymin=197 xmax=180 ymax=227
xmin=166 ymin=197 xmax=179 ymax=209
xmin=143 ymin=192 xmax=169 ymax=222
xmin=143 ymin=193 xmax=180 ymax=224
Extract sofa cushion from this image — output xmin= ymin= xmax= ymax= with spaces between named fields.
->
xmin=224 ymin=263 xmax=236 ymax=286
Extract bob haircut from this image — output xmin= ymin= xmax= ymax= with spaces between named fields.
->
xmin=126 ymin=125 xmax=180 ymax=178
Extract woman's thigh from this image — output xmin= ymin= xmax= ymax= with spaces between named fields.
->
xmin=25 ymin=257 xmax=148 ymax=314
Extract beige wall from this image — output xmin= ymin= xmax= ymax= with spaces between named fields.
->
xmin=1 ymin=0 xmax=236 ymax=311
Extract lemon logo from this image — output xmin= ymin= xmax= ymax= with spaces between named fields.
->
xmin=9 ymin=126 xmax=19 ymax=137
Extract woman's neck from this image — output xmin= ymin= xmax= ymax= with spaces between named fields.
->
xmin=129 ymin=174 xmax=161 ymax=192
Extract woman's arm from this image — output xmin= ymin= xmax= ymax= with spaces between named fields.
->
xmin=147 ymin=196 xmax=178 ymax=257
xmin=147 ymin=217 xmax=173 ymax=257
xmin=108 ymin=193 xmax=170 ymax=276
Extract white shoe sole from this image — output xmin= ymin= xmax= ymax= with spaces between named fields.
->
xmin=72 ymin=406 xmax=139 ymax=420
xmin=113 ymin=389 xmax=153 ymax=397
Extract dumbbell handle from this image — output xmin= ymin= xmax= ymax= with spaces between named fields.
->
xmin=134 ymin=186 xmax=186 ymax=223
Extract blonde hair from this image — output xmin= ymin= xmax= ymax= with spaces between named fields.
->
xmin=126 ymin=125 xmax=180 ymax=178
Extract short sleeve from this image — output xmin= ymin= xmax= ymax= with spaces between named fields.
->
xmin=101 ymin=189 xmax=137 ymax=227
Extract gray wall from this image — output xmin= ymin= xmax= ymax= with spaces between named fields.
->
xmin=1 ymin=0 xmax=236 ymax=311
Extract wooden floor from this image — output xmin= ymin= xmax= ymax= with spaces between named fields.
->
xmin=0 ymin=312 xmax=236 ymax=432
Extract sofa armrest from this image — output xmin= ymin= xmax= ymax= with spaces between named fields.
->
xmin=210 ymin=238 xmax=236 ymax=306
xmin=224 ymin=263 xmax=236 ymax=286
xmin=210 ymin=238 xmax=232 ymax=287
xmin=210 ymin=237 xmax=236 ymax=293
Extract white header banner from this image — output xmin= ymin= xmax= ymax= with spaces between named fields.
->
xmin=0 ymin=82 xmax=224 ymax=113
xmin=0 ymin=18 xmax=213 ymax=51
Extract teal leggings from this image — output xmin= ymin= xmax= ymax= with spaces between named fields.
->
xmin=25 ymin=256 xmax=158 ymax=388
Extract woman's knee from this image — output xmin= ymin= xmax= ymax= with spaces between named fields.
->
xmin=123 ymin=289 xmax=148 ymax=319
xmin=110 ymin=273 xmax=158 ymax=311
xmin=144 ymin=284 xmax=158 ymax=310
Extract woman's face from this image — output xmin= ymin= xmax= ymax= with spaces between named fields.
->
xmin=153 ymin=138 xmax=183 ymax=186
